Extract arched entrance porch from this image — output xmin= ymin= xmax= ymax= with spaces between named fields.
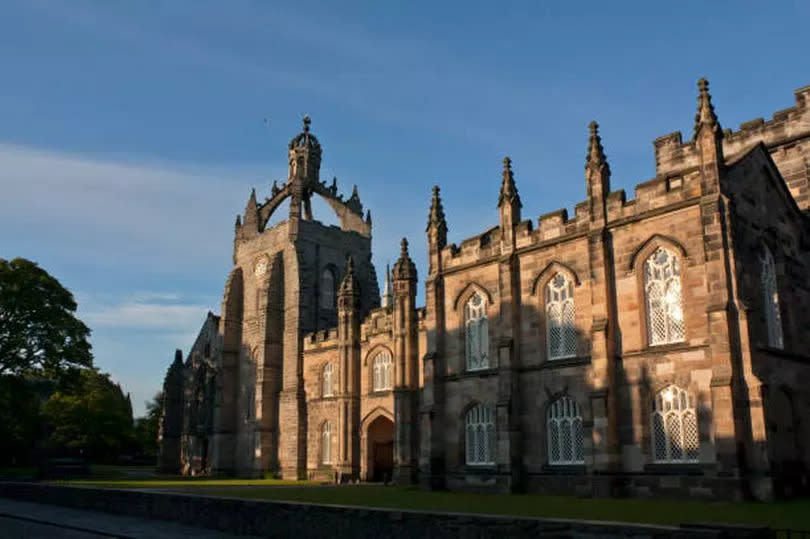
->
xmin=360 ymin=409 xmax=394 ymax=482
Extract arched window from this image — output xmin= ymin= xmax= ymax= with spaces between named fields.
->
xmin=321 ymin=421 xmax=332 ymax=464
xmin=465 ymin=403 xmax=495 ymax=465
xmin=760 ymin=246 xmax=783 ymax=349
xmin=546 ymin=273 xmax=577 ymax=360
xmin=320 ymin=268 xmax=335 ymax=312
xmin=644 ymin=248 xmax=685 ymax=345
xmin=322 ymin=363 xmax=333 ymax=397
xmin=547 ymin=397 xmax=584 ymax=465
xmin=651 ymin=385 xmax=698 ymax=463
xmin=464 ymin=292 xmax=489 ymax=370
xmin=372 ymin=349 xmax=393 ymax=391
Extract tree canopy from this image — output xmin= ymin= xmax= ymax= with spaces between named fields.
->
xmin=0 ymin=258 xmax=93 ymax=381
xmin=42 ymin=368 xmax=134 ymax=461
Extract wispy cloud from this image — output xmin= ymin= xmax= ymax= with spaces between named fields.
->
xmin=82 ymin=301 xmax=210 ymax=331
xmin=0 ymin=143 xmax=282 ymax=272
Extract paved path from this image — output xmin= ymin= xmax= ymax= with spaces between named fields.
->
xmin=0 ymin=499 xmax=261 ymax=538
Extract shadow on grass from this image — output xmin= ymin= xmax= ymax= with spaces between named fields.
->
xmin=153 ymin=484 xmax=810 ymax=529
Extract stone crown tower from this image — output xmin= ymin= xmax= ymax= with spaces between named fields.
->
xmin=213 ymin=118 xmax=380 ymax=479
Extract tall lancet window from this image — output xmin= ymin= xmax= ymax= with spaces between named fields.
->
xmin=760 ymin=246 xmax=783 ymax=349
xmin=321 ymin=268 xmax=335 ymax=312
xmin=372 ymin=349 xmax=393 ymax=391
xmin=322 ymin=363 xmax=333 ymax=397
xmin=547 ymin=397 xmax=585 ymax=465
xmin=465 ymin=403 xmax=495 ymax=465
xmin=546 ymin=273 xmax=577 ymax=360
xmin=652 ymin=385 xmax=698 ymax=463
xmin=321 ymin=421 xmax=332 ymax=464
xmin=465 ymin=292 xmax=489 ymax=370
xmin=644 ymin=248 xmax=685 ymax=345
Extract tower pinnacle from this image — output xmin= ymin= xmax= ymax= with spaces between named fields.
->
xmin=498 ymin=156 xmax=521 ymax=209
xmin=693 ymin=77 xmax=720 ymax=139
xmin=586 ymin=121 xmax=610 ymax=174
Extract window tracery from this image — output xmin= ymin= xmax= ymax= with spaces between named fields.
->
xmin=465 ymin=292 xmax=489 ymax=370
xmin=644 ymin=248 xmax=685 ymax=345
xmin=546 ymin=273 xmax=577 ymax=360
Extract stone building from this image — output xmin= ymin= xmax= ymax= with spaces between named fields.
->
xmin=159 ymin=79 xmax=810 ymax=500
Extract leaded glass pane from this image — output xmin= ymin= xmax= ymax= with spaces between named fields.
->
xmin=652 ymin=385 xmax=699 ymax=463
xmin=322 ymin=363 xmax=333 ymax=397
xmin=547 ymin=396 xmax=584 ymax=465
xmin=573 ymin=418 xmax=584 ymax=462
xmin=546 ymin=273 xmax=577 ymax=360
xmin=761 ymin=247 xmax=783 ymax=349
xmin=645 ymin=248 xmax=685 ymax=345
xmin=465 ymin=403 xmax=495 ymax=465
xmin=465 ymin=293 xmax=489 ymax=370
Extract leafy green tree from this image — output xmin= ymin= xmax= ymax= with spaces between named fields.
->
xmin=0 ymin=375 xmax=44 ymax=464
xmin=133 ymin=391 xmax=163 ymax=460
xmin=42 ymin=369 xmax=134 ymax=461
xmin=0 ymin=258 xmax=93 ymax=383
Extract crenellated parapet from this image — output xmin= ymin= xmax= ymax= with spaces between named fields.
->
xmin=653 ymin=82 xmax=810 ymax=211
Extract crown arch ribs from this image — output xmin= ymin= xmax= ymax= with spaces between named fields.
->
xmin=256 ymin=181 xmax=370 ymax=236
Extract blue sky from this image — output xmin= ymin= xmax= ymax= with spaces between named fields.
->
xmin=1 ymin=1 xmax=808 ymax=416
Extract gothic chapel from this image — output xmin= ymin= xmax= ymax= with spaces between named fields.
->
xmin=160 ymin=79 xmax=810 ymax=501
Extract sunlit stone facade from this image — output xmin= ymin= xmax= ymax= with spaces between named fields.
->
xmin=160 ymin=80 xmax=810 ymax=500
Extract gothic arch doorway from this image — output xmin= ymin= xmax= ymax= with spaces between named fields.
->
xmin=366 ymin=415 xmax=394 ymax=482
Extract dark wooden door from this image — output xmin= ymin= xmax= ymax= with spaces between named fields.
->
xmin=372 ymin=441 xmax=393 ymax=482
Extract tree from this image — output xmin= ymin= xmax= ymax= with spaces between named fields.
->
xmin=0 ymin=258 xmax=93 ymax=382
xmin=133 ymin=391 xmax=163 ymax=461
xmin=41 ymin=369 xmax=133 ymax=461
xmin=0 ymin=374 xmax=43 ymax=464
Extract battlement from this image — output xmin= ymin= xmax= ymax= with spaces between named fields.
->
xmin=655 ymin=83 xmax=810 ymax=177
xmin=434 ymin=167 xmax=708 ymax=272
xmin=440 ymin=226 xmax=501 ymax=269
xmin=303 ymin=327 xmax=339 ymax=351
xmin=362 ymin=307 xmax=392 ymax=340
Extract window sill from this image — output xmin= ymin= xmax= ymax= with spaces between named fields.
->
xmin=621 ymin=342 xmax=704 ymax=359
xmin=644 ymin=462 xmax=706 ymax=475
xmin=462 ymin=464 xmax=497 ymax=473
xmin=538 ymin=356 xmax=591 ymax=370
xmin=542 ymin=464 xmax=586 ymax=474
xmin=368 ymin=389 xmax=392 ymax=397
xmin=445 ymin=368 xmax=499 ymax=381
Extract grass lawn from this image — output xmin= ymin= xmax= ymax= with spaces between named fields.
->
xmin=55 ymin=479 xmax=810 ymax=529
xmin=60 ymin=477 xmax=320 ymax=488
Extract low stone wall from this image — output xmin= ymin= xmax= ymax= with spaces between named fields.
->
xmin=0 ymin=482 xmax=768 ymax=538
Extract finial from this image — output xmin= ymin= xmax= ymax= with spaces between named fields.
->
xmin=351 ymin=184 xmax=359 ymax=199
xmin=365 ymin=209 xmax=372 ymax=224
xmin=498 ymin=156 xmax=521 ymax=208
xmin=400 ymin=237 xmax=409 ymax=257
xmin=427 ymin=184 xmax=448 ymax=240
xmin=303 ymin=114 xmax=311 ymax=133
xmin=235 ymin=214 xmax=242 ymax=227
xmin=346 ymin=254 xmax=354 ymax=273
xmin=381 ymin=262 xmax=392 ymax=308
xmin=586 ymin=120 xmax=608 ymax=171
xmin=694 ymin=77 xmax=719 ymax=138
